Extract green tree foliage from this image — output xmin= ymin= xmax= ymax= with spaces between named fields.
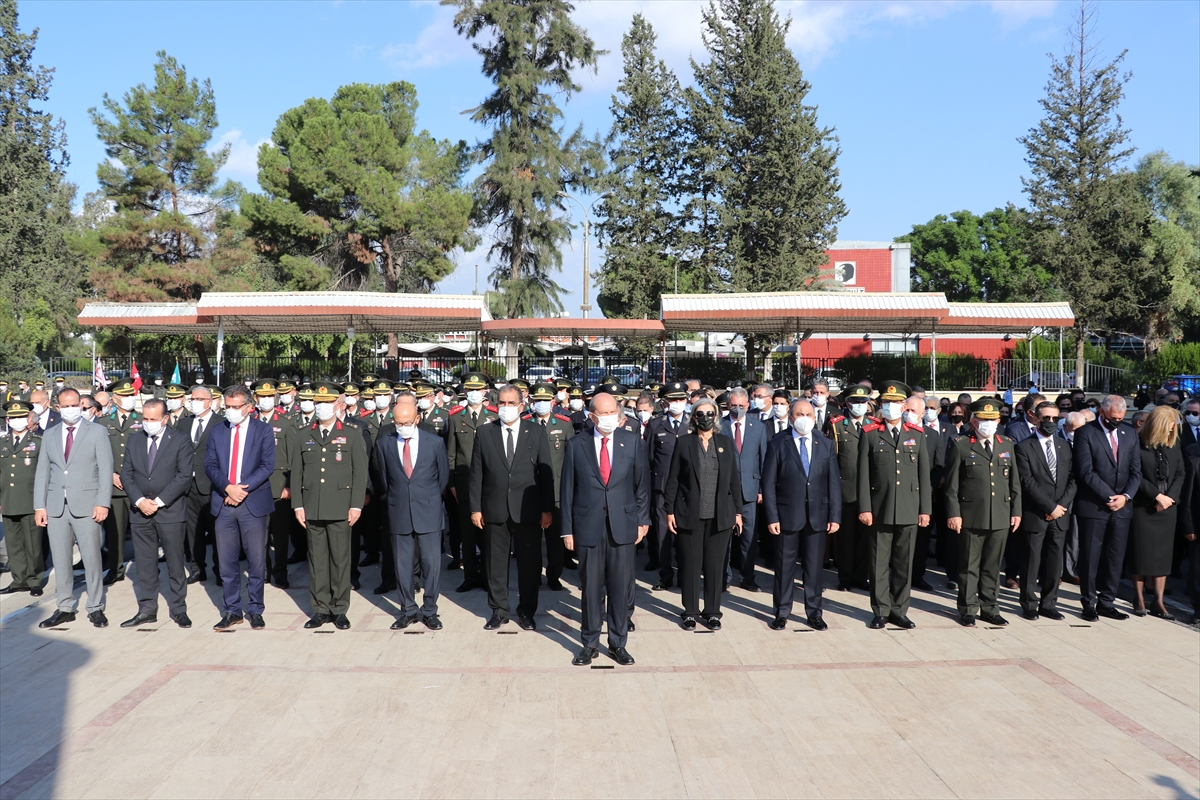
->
xmin=445 ymin=0 xmax=602 ymax=318
xmin=898 ymin=208 xmax=1050 ymax=302
xmin=0 ymin=0 xmax=84 ymax=370
xmin=1132 ymin=151 xmax=1200 ymax=343
xmin=594 ymin=14 xmax=682 ymax=325
xmin=242 ymin=82 xmax=474 ymax=294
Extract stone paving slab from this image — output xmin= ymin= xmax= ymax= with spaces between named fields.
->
xmin=1 ymin=557 xmax=1197 ymax=799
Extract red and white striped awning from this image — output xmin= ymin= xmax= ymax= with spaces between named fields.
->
xmin=661 ymin=292 xmax=949 ymax=334
xmin=939 ymin=302 xmax=1075 ymax=333
xmin=480 ymin=317 xmax=664 ymax=341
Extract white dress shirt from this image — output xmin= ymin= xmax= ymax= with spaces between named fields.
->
xmin=61 ymin=423 xmax=78 ymax=457
xmin=397 ymin=429 xmax=420 ymax=468
xmin=592 ymin=427 xmax=612 ymax=472
xmin=790 ymin=427 xmax=812 ymax=465
xmin=135 ymin=429 xmax=166 ymax=508
xmin=190 ymin=410 xmax=213 ymax=443
xmin=500 ymin=418 xmax=521 ymax=454
xmin=228 ymin=417 xmax=250 ymax=484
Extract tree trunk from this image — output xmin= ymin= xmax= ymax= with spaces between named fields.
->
xmin=1074 ymin=323 xmax=1086 ymax=389
xmin=745 ymin=333 xmax=756 ymax=383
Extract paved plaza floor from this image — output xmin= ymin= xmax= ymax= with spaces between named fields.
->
xmin=1 ymin=555 xmax=1197 ymax=799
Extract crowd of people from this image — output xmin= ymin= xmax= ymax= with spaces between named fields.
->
xmin=1 ymin=370 xmax=1197 ymax=666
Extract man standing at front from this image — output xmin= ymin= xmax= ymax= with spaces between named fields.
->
xmin=561 ymin=391 xmax=650 ymax=666
xmin=857 ymin=381 xmax=931 ymax=630
xmin=205 ymin=385 xmax=276 ymax=630
xmin=644 ymin=381 xmax=690 ymax=589
xmin=722 ymin=387 xmax=768 ymax=591
xmin=34 ymin=389 xmax=113 ymax=628
xmin=292 ymin=383 xmax=368 ymax=631
xmin=446 ymin=372 xmax=496 ymax=592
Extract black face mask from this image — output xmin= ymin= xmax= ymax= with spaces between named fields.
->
xmin=950 ymin=416 xmax=963 ymax=425
xmin=1038 ymin=418 xmax=1059 ymax=436
xmin=694 ymin=412 xmax=717 ymax=432
xmin=1101 ymin=414 xmax=1122 ymax=431
xmin=728 ymin=406 xmax=745 ymax=420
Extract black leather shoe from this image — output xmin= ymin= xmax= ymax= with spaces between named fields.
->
xmin=564 ymin=559 xmax=578 ymax=570
xmin=769 ymin=617 xmax=787 ymax=630
xmin=374 ymin=582 xmax=397 ymax=595
xmin=836 ymin=582 xmax=852 ymax=592
xmin=702 ymin=615 xmax=722 ymax=631
xmin=214 ymin=614 xmax=243 ymax=630
xmin=681 ymin=616 xmax=697 ymax=630
xmin=627 ymin=619 xmax=636 ymax=632
xmin=807 ymin=615 xmax=828 ymax=631
xmin=187 ymin=570 xmax=206 ymax=585
xmin=547 ymin=579 xmax=564 ymax=591
xmin=274 ymin=578 xmax=291 ymax=590
xmin=121 ymin=613 xmax=157 ymax=628
xmin=0 ymin=584 xmax=23 ymax=594
xmin=484 ymin=613 xmax=507 ymax=630
xmin=350 ymin=578 xmax=362 ymax=591
xmin=248 ymin=614 xmax=265 ymax=629
xmin=1149 ymin=608 xmax=1176 ymax=621
xmin=651 ymin=581 xmax=669 ymax=591
xmin=1023 ymin=610 xmax=1040 ymax=621
xmin=912 ymin=578 xmax=933 ymax=591
xmin=868 ymin=616 xmax=887 ymax=629
xmin=739 ymin=579 xmax=760 ymax=593
xmin=173 ymin=613 xmax=192 ymax=628
xmin=960 ymin=614 xmax=976 ymax=627
xmin=888 ymin=614 xmax=915 ymax=629
xmin=333 ymin=614 xmax=351 ymax=630
xmin=422 ymin=614 xmax=443 ymax=630
xmin=447 ymin=557 xmax=463 ymax=571
xmin=214 ymin=576 xmax=223 ymax=588
xmin=456 ymin=579 xmax=482 ymax=593
xmin=304 ymin=614 xmax=330 ymax=629
xmin=359 ymin=554 xmax=380 ymax=567
xmin=979 ymin=611 xmax=1008 ymax=626
xmin=287 ymin=553 xmax=307 ymax=565
xmin=1081 ymin=607 xmax=1099 ymax=622
xmin=610 ymin=646 xmax=635 ymax=666
xmin=39 ymin=610 xmax=76 ymax=628
xmin=89 ymin=610 xmax=109 ymax=628
xmin=644 ymin=561 xmax=659 ymax=572
xmin=391 ymin=615 xmax=417 ymax=630
xmin=572 ymin=646 xmax=598 ymax=666
xmin=517 ymin=615 xmax=536 ymax=631
xmin=1097 ymin=606 xmax=1128 ymax=621
xmin=945 ymin=580 xmax=959 ymax=591
xmin=1040 ymin=608 xmax=1064 ymax=621
xmin=29 ymin=587 xmax=43 ymax=597
xmin=102 ymin=572 xmax=123 ymax=586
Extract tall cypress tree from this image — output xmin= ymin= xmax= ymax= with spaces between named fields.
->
xmin=594 ymin=14 xmax=682 ymax=325
xmin=445 ymin=0 xmax=601 ymax=319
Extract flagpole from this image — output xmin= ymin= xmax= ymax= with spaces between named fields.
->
xmin=92 ymin=337 xmax=96 ymax=391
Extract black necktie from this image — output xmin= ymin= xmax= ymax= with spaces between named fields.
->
xmin=472 ymin=410 xmax=478 ymax=427
xmin=147 ymin=434 xmax=159 ymax=471
xmin=505 ymin=427 xmax=514 ymax=467
xmin=985 ymin=439 xmax=993 ymax=459
xmin=1045 ymin=437 xmax=1057 ymax=481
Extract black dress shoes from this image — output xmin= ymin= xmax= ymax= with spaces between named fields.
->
xmin=213 ymin=613 xmax=243 ymax=630
xmin=868 ymin=616 xmax=888 ymax=629
xmin=274 ymin=578 xmax=291 ymax=590
xmin=1149 ymin=608 xmax=1176 ymax=621
xmin=651 ymin=581 xmax=670 ymax=592
xmin=0 ymin=584 xmax=23 ymax=594
xmin=173 ymin=612 xmax=192 ymax=628
xmin=456 ymin=579 xmax=483 ymax=593
xmin=89 ymin=610 xmax=109 ymax=628
xmin=681 ymin=616 xmax=697 ymax=631
xmin=39 ymin=610 xmax=76 ymax=628
xmin=888 ymin=614 xmax=915 ymax=629
xmin=351 ymin=578 xmax=362 ymax=591
xmin=101 ymin=572 xmax=123 ymax=586
xmin=912 ymin=578 xmax=933 ymax=591
xmin=807 ymin=615 xmax=828 ymax=631
xmin=1023 ymin=610 xmax=1040 ymax=621
xmin=960 ymin=614 xmax=976 ymax=627
xmin=374 ymin=582 xmax=397 ymax=595
xmin=248 ymin=614 xmax=265 ymax=629
xmin=304 ymin=614 xmax=330 ymax=629
xmin=610 ymin=646 xmax=635 ymax=666
xmin=484 ymin=613 xmax=507 ymax=630
xmin=769 ymin=617 xmax=787 ymax=630
xmin=836 ymin=582 xmax=852 ymax=592
xmin=1081 ymin=607 xmax=1099 ymax=622
xmin=422 ymin=614 xmax=443 ymax=630
xmin=946 ymin=580 xmax=959 ymax=591
xmin=391 ymin=615 xmax=418 ymax=630
xmin=359 ymin=554 xmax=380 ymax=567
xmin=121 ymin=613 xmax=157 ymax=628
xmin=287 ymin=552 xmax=307 ymax=564
xmin=447 ymin=557 xmax=462 ymax=571
xmin=979 ymin=611 xmax=1008 ymax=626
xmin=572 ymin=646 xmax=598 ymax=666
xmin=702 ymin=615 xmax=722 ymax=631
xmin=333 ymin=614 xmax=351 ymax=630
xmin=517 ymin=615 xmax=536 ymax=631
xmin=739 ymin=579 xmax=760 ymax=593
xmin=1040 ymin=608 xmax=1064 ymax=621
xmin=627 ymin=619 xmax=636 ymax=632
xmin=564 ymin=558 xmax=578 ymax=570
xmin=214 ymin=575 xmax=223 ymax=588
xmin=187 ymin=570 xmax=206 ymax=585
xmin=547 ymin=579 xmax=564 ymax=591
xmin=29 ymin=587 xmax=43 ymax=597
xmin=1097 ymin=606 xmax=1128 ymax=621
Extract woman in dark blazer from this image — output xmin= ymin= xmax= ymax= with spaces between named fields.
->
xmin=1130 ymin=406 xmax=1186 ymax=619
xmin=663 ymin=398 xmax=744 ymax=630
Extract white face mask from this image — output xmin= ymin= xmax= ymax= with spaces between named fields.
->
xmin=8 ymin=417 xmax=29 ymax=432
xmin=315 ymin=403 xmax=336 ymax=422
xmin=638 ymin=410 xmax=652 ymax=424
xmin=300 ymin=400 xmax=315 ymax=414
xmin=792 ymin=416 xmax=815 ymax=435
xmin=59 ymin=406 xmax=82 ymax=424
xmin=594 ymin=413 xmax=620 ymax=434
xmin=31 ymin=403 xmax=46 ymax=416
xmin=466 ymin=391 xmax=485 ymax=407
xmin=345 ymin=396 xmax=357 ymax=407
xmin=976 ymin=419 xmax=999 ymax=438
xmin=257 ymin=396 xmax=276 ymax=412
xmin=142 ymin=419 xmax=164 ymax=436
xmin=556 ymin=391 xmax=568 ymax=404
xmin=569 ymin=398 xmax=584 ymax=412
xmin=669 ymin=401 xmax=687 ymax=417
xmin=774 ymin=404 xmax=789 ymax=419
xmin=55 ymin=381 xmax=64 ymax=388
xmin=533 ymin=400 xmax=552 ymax=417
xmin=189 ymin=400 xmax=207 ymax=416
xmin=924 ymin=408 xmax=939 ymax=423
xmin=902 ymin=410 xmax=921 ymax=426
xmin=363 ymin=400 xmax=376 ymax=412
xmin=750 ymin=397 xmax=763 ymax=411
xmin=881 ymin=402 xmax=903 ymax=421
xmin=280 ymin=392 xmax=295 ymax=405
xmin=154 ymin=379 xmax=163 ymax=386
xmin=848 ymin=402 xmax=868 ymax=418
xmin=497 ymin=405 xmax=521 ymax=424
xmin=224 ymin=407 xmax=245 ymax=426
xmin=166 ymin=398 xmax=183 ymax=411
xmin=117 ymin=395 xmax=136 ymax=412
xmin=811 ymin=394 xmax=827 ymax=408
xmin=397 ymin=424 xmax=417 ymax=440
xmin=375 ymin=394 xmax=392 ymax=408
xmin=1186 ymin=413 xmax=1200 ymax=427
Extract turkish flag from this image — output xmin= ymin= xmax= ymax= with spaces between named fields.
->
xmin=130 ymin=361 xmax=143 ymax=393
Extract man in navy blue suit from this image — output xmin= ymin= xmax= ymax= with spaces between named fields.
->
xmin=560 ymin=392 xmax=649 ymax=666
xmin=374 ymin=393 xmax=450 ymax=630
xmin=204 ymin=385 xmax=276 ymax=630
xmin=721 ymin=387 xmax=769 ymax=590
xmin=1072 ymin=394 xmax=1141 ymax=621
xmin=762 ymin=399 xmax=842 ymax=631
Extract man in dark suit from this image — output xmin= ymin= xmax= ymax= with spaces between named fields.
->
xmin=374 ymin=393 xmax=449 ymax=630
xmin=1005 ymin=393 xmax=1045 ymax=445
xmin=561 ymin=391 xmax=650 ymax=666
xmin=1002 ymin=392 xmax=1045 ymax=590
xmin=176 ymin=385 xmax=218 ymax=585
xmin=119 ymin=399 xmax=195 ymax=629
xmin=644 ymin=381 xmax=690 ymax=589
xmin=1072 ymin=395 xmax=1141 ymax=620
xmin=468 ymin=384 xmax=555 ymax=631
xmin=1182 ymin=398 xmax=1200 ymax=450
xmin=1015 ymin=401 xmax=1076 ymax=620
xmin=762 ymin=399 xmax=842 ymax=630
xmin=1180 ymin=442 xmax=1200 ymax=625
xmin=31 ymin=390 xmax=60 ymax=436
xmin=722 ymin=387 xmax=769 ymax=590
xmin=446 ymin=372 xmax=496 ymax=592
xmin=205 ymin=385 xmax=277 ymax=630
xmin=826 ymin=384 xmax=873 ymax=591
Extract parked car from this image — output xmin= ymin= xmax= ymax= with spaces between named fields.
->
xmin=522 ymin=365 xmax=559 ymax=384
xmin=811 ymin=368 xmax=846 ymax=393
xmin=574 ymin=366 xmax=608 ymax=387
xmin=643 ymin=359 xmax=675 ymax=382
xmin=608 ymin=364 xmax=645 ymax=388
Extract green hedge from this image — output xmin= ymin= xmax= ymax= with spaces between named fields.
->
xmin=832 ymin=354 xmax=991 ymax=390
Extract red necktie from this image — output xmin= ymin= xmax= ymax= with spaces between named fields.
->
xmin=599 ymin=436 xmax=611 ymax=485
xmin=1110 ymin=430 xmax=1118 ymax=461
xmin=229 ymin=423 xmax=240 ymax=485
xmin=403 ymin=438 xmax=413 ymax=479
xmin=64 ymin=426 xmax=75 ymax=463
xmin=735 ymin=421 xmax=742 ymax=453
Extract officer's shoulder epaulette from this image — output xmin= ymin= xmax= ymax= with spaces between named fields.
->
xmin=862 ymin=422 xmax=885 ymax=433
xmin=447 ymin=406 xmax=464 ymax=417
xmin=995 ymin=434 xmax=1006 ymax=444
xmin=831 ymin=415 xmax=846 ymax=425
xmin=554 ymin=413 xmax=572 ymax=424
xmin=968 ymin=436 xmax=978 ymax=444
xmin=520 ymin=412 xmax=533 ymax=420
xmin=485 ymin=404 xmax=498 ymax=413
xmin=867 ymin=415 xmax=881 ymax=424
xmin=903 ymin=422 xmax=923 ymax=432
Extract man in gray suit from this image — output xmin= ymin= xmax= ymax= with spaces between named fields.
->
xmin=33 ymin=388 xmax=114 ymax=628
xmin=722 ymin=387 xmax=769 ymax=590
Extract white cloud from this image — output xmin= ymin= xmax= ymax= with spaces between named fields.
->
xmin=381 ymin=4 xmax=475 ymax=72
xmin=987 ymin=0 xmax=1057 ymax=29
xmin=212 ymin=129 xmax=269 ymax=182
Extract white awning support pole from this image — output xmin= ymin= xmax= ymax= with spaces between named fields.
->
xmin=216 ymin=317 xmax=224 ymax=387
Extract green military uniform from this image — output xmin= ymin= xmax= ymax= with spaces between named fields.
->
xmin=524 ymin=382 xmax=575 ymax=588
xmin=856 ymin=381 xmax=932 ymax=625
xmin=252 ymin=381 xmax=297 ymax=588
xmin=99 ymin=378 xmax=142 ymax=582
xmin=415 ymin=382 xmax=449 ymax=436
xmin=826 ymin=384 xmax=875 ymax=590
xmin=446 ymin=372 xmax=496 ymax=589
xmin=944 ymin=398 xmax=1023 ymax=624
xmin=290 ymin=383 xmax=368 ymax=626
xmin=338 ymin=382 xmax=375 ymax=590
xmin=164 ymin=383 xmax=190 ymax=428
xmin=0 ymin=401 xmax=45 ymax=594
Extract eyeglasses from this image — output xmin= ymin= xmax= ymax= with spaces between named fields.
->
xmin=693 ymin=411 xmax=717 ymax=420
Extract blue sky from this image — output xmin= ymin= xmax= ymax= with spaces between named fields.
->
xmin=20 ymin=0 xmax=1200 ymax=313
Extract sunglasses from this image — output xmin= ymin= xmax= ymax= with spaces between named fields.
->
xmin=693 ymin=410 xmax=717 ymax=419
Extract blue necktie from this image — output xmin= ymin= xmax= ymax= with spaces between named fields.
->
xmin=799 ymin=436 xmax=809 ymax=474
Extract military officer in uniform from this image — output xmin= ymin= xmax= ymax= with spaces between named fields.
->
xmin=371 ymin=379 xmax=395 ymax=426
xmin=99 ymin=377 xmax=142 ymax=585
xmin=944 ymin=398 xmax=1023 ymax=627
xmin=291 ymin=382 xmax=368 ymax=630
xmin=164 ymin=383 xmax=189 ymax=426
xmin=252 ymin=380 xmax=296 ymax=588
xmin=566 ymin=384 xmax=588 ymax=433
xmin=277 ymin=377 xmax=298 ymax=416
xmin=287 ymin=383 xmax=317 ymax=431
xmin=857 ymin=381 xmax=931 ymax=630
xmin=644 ymin=381 xmax=691 ymax=589
xmin=826 ymin=384 xmax=873 ymax=592
xmin=0 ymin=401 xmax=45 ymax=596
xmin=524 ymin=382 xmax=575 ymax=590
xmin=415 ymin=381 xmax=448 ymax=436
xmin=446 ymin=372 xmax=496 ymax=592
